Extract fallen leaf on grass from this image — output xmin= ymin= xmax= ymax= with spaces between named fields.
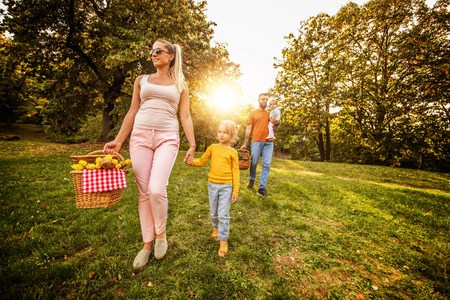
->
xmin=89 ymin=272 xmax=95 ymax=279
xmin=118 ymin=274 xmax=121 ymax=280
xmin=372 ymin=285 xmax=378 ymax=291
xmin=356 ymin=294 xmax=365 ymax=300
xmin=403 ymin=265 xmax=410 ymax=270
xmin=147 ymin=281 xmax=153 ymax=287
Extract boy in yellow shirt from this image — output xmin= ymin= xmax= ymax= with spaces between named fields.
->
xmin=186 ymin=120 xmax=239 ymax=256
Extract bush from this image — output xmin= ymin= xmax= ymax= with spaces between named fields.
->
xmin=72 ymin=114 xmax=102 ymax=142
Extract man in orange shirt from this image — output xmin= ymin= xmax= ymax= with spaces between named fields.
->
xmin=240 ymin=93 xmax=278 ymax=197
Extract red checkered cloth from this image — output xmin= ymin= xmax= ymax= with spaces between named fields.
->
xmin=82 ymin=169 xmax=127 ymax=193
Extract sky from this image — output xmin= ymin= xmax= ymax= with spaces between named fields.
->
xmin=204 ymin=0 xmax=438 ymax=103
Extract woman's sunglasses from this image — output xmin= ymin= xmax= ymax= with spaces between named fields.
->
xmin=149 ymin=48 xmax=172 ymax=55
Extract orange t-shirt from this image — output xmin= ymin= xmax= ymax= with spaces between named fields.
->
xmin=248 ymin=110 xmax=271 ymax=142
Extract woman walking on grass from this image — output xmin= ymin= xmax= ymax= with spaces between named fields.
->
xmin=103 ymin=39 xmax=196 ymax=269
xmin=186 ymin=120 xmax=239 ymax=256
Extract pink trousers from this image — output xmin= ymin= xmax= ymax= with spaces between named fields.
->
xmin=129 ymin=128 xmax=179 ymax=243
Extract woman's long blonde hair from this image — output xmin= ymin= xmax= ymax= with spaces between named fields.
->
xmin=155 ymin=39 xmax=185 ymax=93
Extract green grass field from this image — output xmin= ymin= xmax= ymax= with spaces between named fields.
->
xmin=1 ymin=125 xmax=449 ymax=299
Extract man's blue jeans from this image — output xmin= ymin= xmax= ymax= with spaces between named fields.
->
xmin=249 ymin=142 xmax=274 ymax=190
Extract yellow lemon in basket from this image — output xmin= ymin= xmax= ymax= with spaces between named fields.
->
xmin=96 ymin=157 xmax=102 ymax=164
xmin=115 ymin=164 xmax=122 ymax=169
xmin=71 ymin=164 xmax=83 ymax=170
xmin=86 ymin=164 xmax=96 ymax=169
xmin=125 ymin=159 xmax=131 ymax=165
xmin=111 ymin=159 xmax=119 ymax=165
xmin=105 ymin=154 xmax=113 ymax=161
xmin=79 ymin=160 xmax=87 ymax=166
xmin=96 ymin=163 xmax=102 ymax=169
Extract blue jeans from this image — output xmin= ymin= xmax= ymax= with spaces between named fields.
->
xmin=208 ymin=182 xmax=233 ymax=241
xmin=250 ymin=142 xmax=274 ymax=190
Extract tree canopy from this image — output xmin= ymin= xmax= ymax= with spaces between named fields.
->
xmin=271 ymin=0 xmax=450 ymax=172
xmin=1 ymin=0 xmax=241 ymax=142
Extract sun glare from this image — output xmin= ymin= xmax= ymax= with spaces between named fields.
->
xmin=209 ymin=85 xmax=240 ymax=114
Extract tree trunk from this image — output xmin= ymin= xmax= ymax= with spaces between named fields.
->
xmin=98 ymin=73 xmax=126 ymax=141
xmin=325 ymin=117 xmax=331 ymax=161
xmin=100 ymin=102 xmax=114 ymax=142
xmin=420 ymin=154 xmax=425 ymax=170
xmin=325 ymin=101 xmax=331 ymax=161
xmin=317 ymin=131 xmax=325 ymax=162
xmin=6 ymin=115 xmax=14 ymax=128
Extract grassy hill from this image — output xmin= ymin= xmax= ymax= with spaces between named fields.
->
xmin=1 ymin=125 xmax=449 ymax=299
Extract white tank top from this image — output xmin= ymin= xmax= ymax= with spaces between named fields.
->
xmin=133 ymin=75 xmax=181 ymax=131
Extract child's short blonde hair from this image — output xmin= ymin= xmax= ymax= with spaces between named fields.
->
xmin=218 ymin=120 xmax=237 ymax=140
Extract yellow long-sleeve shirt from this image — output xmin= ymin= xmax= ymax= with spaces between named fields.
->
xmin=191 ymin=144 xmax=240 ymax=195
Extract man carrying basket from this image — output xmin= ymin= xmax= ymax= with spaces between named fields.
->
xmin=240 ymin=93 xmax=278 ymax=197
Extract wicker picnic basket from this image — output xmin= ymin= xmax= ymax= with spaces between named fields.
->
xmin=70 ymin=150 xmax=128 ymax=209
xmin=238 ymin=149 xmax=251 ymax=170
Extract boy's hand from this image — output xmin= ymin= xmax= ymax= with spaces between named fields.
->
xmin=231 ymin=195 xmax=238 ymax=203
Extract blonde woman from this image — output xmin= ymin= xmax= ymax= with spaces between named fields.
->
xmin=186 ymin=120 xmax=239 ymax=256
xmin=103 ymin=39 xmax=196 ymax=269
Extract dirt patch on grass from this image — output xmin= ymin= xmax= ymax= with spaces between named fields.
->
xmin=273 ymin=247 xmax=409 ymax=299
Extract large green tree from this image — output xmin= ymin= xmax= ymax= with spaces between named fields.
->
xmin=1 ymin=0 xmax=239 ymax=141
xmin=333 ymin=0 xmax=450 ymax=169
xmin=273 ymin=0 xmax=450 ymax=171
xmin=397 ymin=0 xmax=450 ymax=170
xmin=272 ymin=13 xmax=340 ymax=161
xmin=332 ymin=0 xmax=427 ymax=165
